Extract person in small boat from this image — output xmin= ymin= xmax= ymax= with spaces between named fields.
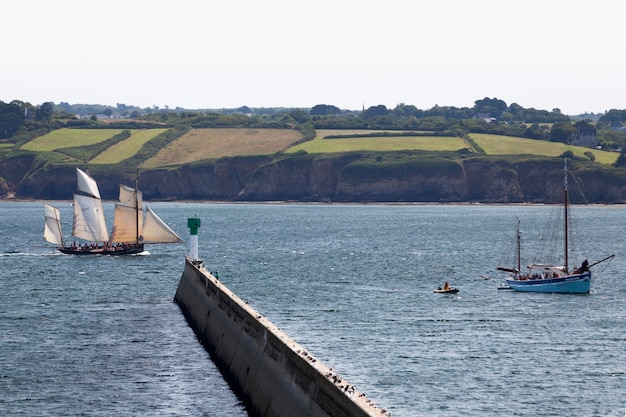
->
xmin=443 ymin=281 xmax=450 ymax=290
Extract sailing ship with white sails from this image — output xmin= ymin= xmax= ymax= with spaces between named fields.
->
xmin=497 ymin=159 xmax=613 ymax=294
xmin=44 ymin=167 xmax=182 ymax=255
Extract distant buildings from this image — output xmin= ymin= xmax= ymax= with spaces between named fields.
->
xmin=573 ymin=126 xmax=597 ymax=148
xmin=474 ymin=113 xmax=496 ymax=123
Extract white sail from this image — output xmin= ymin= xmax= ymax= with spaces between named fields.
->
xmin=109 ymin=203 xmax=142 ymax=243
xmin=71 ymin=168 xmax=109 ymax=242
xmin=109 ymin=184 xmax=143 ymax=243
xmin=72 ymin=193 xmax=109 ymax=242
xmin=118 ymin=184 xmax=142 ymax=208
xmin=76 ymin=167 xmax=101 ymax=199
xmin=142 ymin=206 xmax=183 ymax=243
xmin=43 ymin=204 xmax=64 ymax=245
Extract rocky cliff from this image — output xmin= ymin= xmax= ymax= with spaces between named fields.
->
xmin=4 ymin=153 xmax=626 ymax=204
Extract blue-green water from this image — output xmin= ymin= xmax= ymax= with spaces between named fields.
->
xmin=1 ymin=202 xmax=624 ymax=416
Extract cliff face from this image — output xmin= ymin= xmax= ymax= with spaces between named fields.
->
xmin=5 ymin=153 xmax=626 ymax=204
xmin=334 ymin=158 xmax=467 ymax=202
xmin=138 ymin=156 xmax=271 ymax=200
xmin=0 ymin=154 xmax=36 ymax=196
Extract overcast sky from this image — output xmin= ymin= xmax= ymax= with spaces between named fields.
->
xmin=2 ymin=0 xmax=623 ymax=114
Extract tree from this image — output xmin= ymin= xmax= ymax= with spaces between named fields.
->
xmin=393 ymin=103 xmax=422 ymax=118
xmin=508 ymin=103 xmax=524 ymax=119
xmin=524 ymin=123 xmax=548 ymax=140
xmin=599 ymin=109 xmax=626 ymax=125
xmin=0 ymin=101 xmax=26 ymax=138
xmin=613 ymin=149 xmax=626 ymax=167
xmin=362 ymin=105 xmax=388 ymax=119
xmin=549 ymin=122 xmax=577 ymax=144
xmin=574 ymin=119 xmax=594 ymax=130
xmin=35 ymin=101 xmax=54 ymax=121
xmin=310 ymin=104 xmax=341 ymax=116
xmin=287 ymin=109 xmax=310 ymax=123
xmin=473 ymin=97 xmax=508 ymax=119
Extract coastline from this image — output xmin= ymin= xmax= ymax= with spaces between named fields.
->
xmin=4 ymin=197 xmax=624 ymax=207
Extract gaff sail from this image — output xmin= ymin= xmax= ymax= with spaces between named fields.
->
xmin=109 ymin=203 xmax=142 ymax=243
xmin=43 ymin=204 xmax=63 ymax=245
xmin=73 ymin=194 xmax=109 ymax=242
xmin=72 ymin=168 xmax=109 ymax=242
xmin=109 ymin=185 xmax=143 ymax=243
xmin=118 ymin=184 xmax=142 ymax=208
xmin=76 ymin=167 xmax=102 ymax=199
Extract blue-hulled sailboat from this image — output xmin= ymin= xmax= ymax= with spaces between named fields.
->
xmin=497 ymin=159 xmax=613 ymax=294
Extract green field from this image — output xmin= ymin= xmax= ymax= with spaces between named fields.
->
xmin=90 ymin=129 xmax=168 ymax=164
xmin=287 ymin=129 xmax=467 ymax=153
xmin=21 ymin=128 xmax=125 ymax=151
xmin=15 ymin=128 xmax=620 ymax=167
xmin=470 ymin=133 xmax=618 ymax=164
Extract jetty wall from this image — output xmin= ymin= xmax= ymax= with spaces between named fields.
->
xmin=174 ymin=257 xmax=386 ymax=417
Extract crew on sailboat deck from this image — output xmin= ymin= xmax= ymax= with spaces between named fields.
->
xmin=574 ymin=259 xmax=589 ymax=274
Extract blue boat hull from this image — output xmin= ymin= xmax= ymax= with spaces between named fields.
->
xmin=506 ymin=271 xmax=591 ymax=294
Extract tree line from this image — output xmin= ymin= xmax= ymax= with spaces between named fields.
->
xmin=0 ymin=101 xmax=54 ymax=138
xmin=3 ymin=97 xmax=626 ymax=151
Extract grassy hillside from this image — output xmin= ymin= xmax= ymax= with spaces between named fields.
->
xmin=13 ymin=127 xmax=619 ymax=169
xmin=19 ymin=127 xmax=174 ymax=165
xmin=141 ymin=128 xmax=304 ymax=168
xmin=285 ymin=130 xmax=618 ymax=164
xmin=90 ymin=128 xmax=168 ymax=164
xmin=470 ymin=133 xmax=618 ymax=164
xmin=21 ymin=128 xmax=124 ymax=151
xmin=287 ymin=129 xmax=468 ymax=153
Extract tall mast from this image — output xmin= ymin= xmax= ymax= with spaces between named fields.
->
xmin=563 ymin=158 xmax=569 ymax=272
xmin=136 ymin=169 xmax=140 ymax=243
xmin=516 ymin=218 xmax=521 ymax=273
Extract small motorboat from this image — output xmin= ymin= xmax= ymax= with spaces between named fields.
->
xmin=433 ymin=287 xmax=459 ymax=294
xmin=434 ymin=281 xmax=458 ymax=294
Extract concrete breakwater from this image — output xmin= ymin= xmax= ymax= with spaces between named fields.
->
xmin=174 ymin=257 xmax=388 ymax=417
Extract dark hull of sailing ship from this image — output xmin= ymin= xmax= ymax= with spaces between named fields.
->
xmin=57 ymin=243 xmax=144 ymax=255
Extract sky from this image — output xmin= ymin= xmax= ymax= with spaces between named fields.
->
xmin=2 ymin=0 xmax=624 ymax=115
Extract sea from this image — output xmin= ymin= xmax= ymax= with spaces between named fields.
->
xmin=0 ymin=201 xmax=624 ymax=417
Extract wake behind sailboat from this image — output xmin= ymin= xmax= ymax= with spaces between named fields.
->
xmin=44 ymin=167 xmax=182 ymax=255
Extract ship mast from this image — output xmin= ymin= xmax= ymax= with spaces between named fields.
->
xmin=516 ymin=217 xmax=521 ymax=274
xmin=563 ymin=158 xmax=569 ymax=273
xmin=135 ymin=169 xmax=140 ymax=243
